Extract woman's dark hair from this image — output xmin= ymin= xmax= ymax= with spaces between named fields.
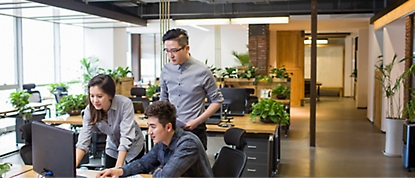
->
xmin=144 ymin=100 xmax=177 ymax=130
xmin=87 ymin=74 xmax=116 ymax=125
xmin=162 ymin=28 xmax=189 ymax=47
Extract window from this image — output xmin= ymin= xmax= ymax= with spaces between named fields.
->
xmin=140 ymin=33 xmax=161 ymax=84
xmin=60 ymin=24 xmax=84 ymax=83
xmin=0 ymin=15 xmax=16 ymax=86
xmin=22 ymin=18 xmax=54 ymax=84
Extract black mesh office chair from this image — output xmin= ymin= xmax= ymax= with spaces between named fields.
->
xmin=19 ymin=121 xmax=46 ymax=165
xmin=54 ymin=86 xmax=68 ymax=103
xmin=23 ymin=83 xmax=42 ymax=103
xmin=130 ymin=88 xmax=150 ymax=109
xmin=212 ymin=128 xmax=247 ymax=177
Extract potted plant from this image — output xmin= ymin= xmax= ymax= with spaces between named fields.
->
xmin=272 ymin=84 xmax=290 ymax=99
xmin=250 ymin=98 xmax=289 ymax=124
xmin=80 ymin=57 xmax=100 ymax=87
xmin=48 ymin=82 xmax=69 ymax=95
xmin=56 ymin=94 xmax=87 ymax=116
xmin=269 ymin=66 xmax=293 ymax=79
xmin=232 ymin=51 xmax=250 ymax=66
xmin=9 ymin=91 xmax=33 ymax=120
xmin=238 ymin=65 xmax=258 ymax=80
xmin=375 ymin=54 xmax=415 ymax=156
xmin=0 ymin=162 xmax=12 ymax=178
xmin=146 ymin=85 xmax=159 ymax=99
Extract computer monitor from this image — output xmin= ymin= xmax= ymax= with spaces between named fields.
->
xmin=220 ymin=88 xmax=247 ymax=116
xmin=132 ymin=101 xmax=145 ymax=114
xmin=32 ymin=121 xmax=77 ymax=177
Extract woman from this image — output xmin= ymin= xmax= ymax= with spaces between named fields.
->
xmin=75 ymin=74 xmax=145 ymax=168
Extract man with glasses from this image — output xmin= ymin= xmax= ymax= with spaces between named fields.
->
xmin=159 ymin=28 xmax=224 ymax=150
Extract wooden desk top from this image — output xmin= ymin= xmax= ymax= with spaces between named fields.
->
xmin=42 ymin=113 xmax=147 ymax=127
xmin=0 ymin=101 xmax=53 ymax=115
xmin=43 ymin=114 xmax=277 ymax=134
xmin=5 ymin=165 xmax=151 ymax=178
xmin=206 ymin=115 xmax=277 ymax=134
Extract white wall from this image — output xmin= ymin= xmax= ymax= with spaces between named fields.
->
xmin=220 ymin=25 xmax=249 ymax=68
xmin=381 ymin=18 xmax=406 ymax=131
xmin=113 ymin=28 xmax=128 ymax=67
xmin=356 ymin=28 xmax=369 ymax=108
xmin=344 ymin=35 xmax=354 ymax=97
xmin=84 ymin=28 xmax=130 ymax=71
xmin=84 ymin=28 xmax=114 ymax=70
xmin=367 ymin=25 xmax=383 ymax=122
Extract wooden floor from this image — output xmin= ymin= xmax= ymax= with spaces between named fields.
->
xmin=1 ymin=97 xmax=415 ymax=177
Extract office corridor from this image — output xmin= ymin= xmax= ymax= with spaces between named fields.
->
xmin=1 ymin=97 xmax=415 ymax=177
xmin=277 ymin=97 xmax=415 ymax=177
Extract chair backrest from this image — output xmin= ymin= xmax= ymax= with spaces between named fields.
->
xmin=23 ymin=83 xmax=42 ymax=102
xmin=224 ymin=128 xmax=247 ymax=151
xmin=212 ymin=147 xmax=247 ymax=177
xmin=19 ymin=121 xmax=45 ymax=165
xmin=130 ymin=87 xmax=146 ymax=97
xmin=54 ymin=86 xmax=68 ymax=103
xmin=28 ymin=91 xmax=42 ymax=103
xmin=20 ymin=144 xmax=33 ymax=165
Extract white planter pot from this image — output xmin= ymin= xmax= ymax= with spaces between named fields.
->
xmin=383 ymin=118 xmax=404 ymax=157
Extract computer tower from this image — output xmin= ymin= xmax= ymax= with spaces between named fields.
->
xmin=403 ymin=123 xmax=415 ymax=170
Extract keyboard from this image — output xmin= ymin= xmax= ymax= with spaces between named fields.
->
xmin=205 ymin=118 xmax=222 ymax=125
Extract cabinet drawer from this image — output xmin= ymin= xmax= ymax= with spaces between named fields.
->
xmin=245 ymin=152 xmax=268 ymax=164
xmin=244 ymin=138 xmax=269 ymax=153
xmin=242 ymin=163 xmax=269 ymax=177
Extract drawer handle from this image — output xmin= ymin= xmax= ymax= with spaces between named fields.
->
xmin=247 ymin=169 xmax=256 ymax=172
xmin=247 ymin=157 xmax=257 ymax=160
xmin=247 ymin=145 xmax=257 ymax=149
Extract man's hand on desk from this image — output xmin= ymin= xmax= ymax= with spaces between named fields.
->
xmin=96 ymin=167 xmax=123 ymax=178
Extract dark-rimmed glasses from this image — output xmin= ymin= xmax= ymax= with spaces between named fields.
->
xmin=163 ymin=46 xmax=185 ymax=54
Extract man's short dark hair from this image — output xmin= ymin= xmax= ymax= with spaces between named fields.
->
xmin=162 ymin=28 xmax=189 ymax=47
xmin=144 ymin=100 xmax=177 ymax=130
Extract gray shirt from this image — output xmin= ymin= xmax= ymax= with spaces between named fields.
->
xmin=76 ymin=95 xmax=144 ymax=162
xmin=160 ymin=57 xmax=224 ymax=124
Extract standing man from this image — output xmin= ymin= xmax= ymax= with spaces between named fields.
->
xmin=160 ymin=28 xmax=224 ymax=149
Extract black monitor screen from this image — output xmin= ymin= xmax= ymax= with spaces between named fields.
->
xmin=220 ymin=88 xmax=246 ymax=116
xmin=32 ymin=121 xmax=76 ymax=177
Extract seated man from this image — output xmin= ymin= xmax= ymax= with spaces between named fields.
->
xmin=97 ymin=100 xmax=214 ymax=178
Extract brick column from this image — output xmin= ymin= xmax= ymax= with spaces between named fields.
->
xmin=249 ymin=24 xmax=269 ymax=75
xmin=405 ymin=15 xmax=414 ymax=109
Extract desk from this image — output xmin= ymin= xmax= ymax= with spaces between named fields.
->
xmin=4 ymin=165 xmax=151 ymax=178
xmin=44 ymin=114 xmax=279 ymax=177
xmin=43 ymin=114 xmax=147 ymax=128
xmin=0 ymin=101 xmax=53 ymax=116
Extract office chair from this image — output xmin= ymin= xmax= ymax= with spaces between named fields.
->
xmin=23 ymin=83 xmax=42 ymax=103
xmin=130 ymin=88 xmax=150 ymax=109
xmin=212 ymin=128 xmax=248 ymax=177
xmin=19 ymin=121 xmax=45 ymax=165
xmin=245 ymin=88 xmax=258 ymax=114
xmin=15 ymin=112 xmax=46 ymax=144
xmin=54 ymin=86 xmax=68 ymax=103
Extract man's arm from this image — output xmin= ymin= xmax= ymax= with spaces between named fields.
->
xmin=184 ymin=103 xmax=221 ymax=130
xmin=159 ymin=71 xmax=169 ymax=101
xmin=152 ymin=137 xmax=199 ymax=177
xmin=119 ymin=145 xmax=160 ymax=176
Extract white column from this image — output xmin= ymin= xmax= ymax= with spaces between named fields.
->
xmin=366 ymin=25 xmax=383 ymax=122
xmin=343 ymin=35 xmax=353 ymax=97
xmin=356 ymin=28 xmax=369 ymax=108
xmin=113 ymin=28 xmax=128 ymax=68
xmin=381 ymin=18 xmax=405 ymax=131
